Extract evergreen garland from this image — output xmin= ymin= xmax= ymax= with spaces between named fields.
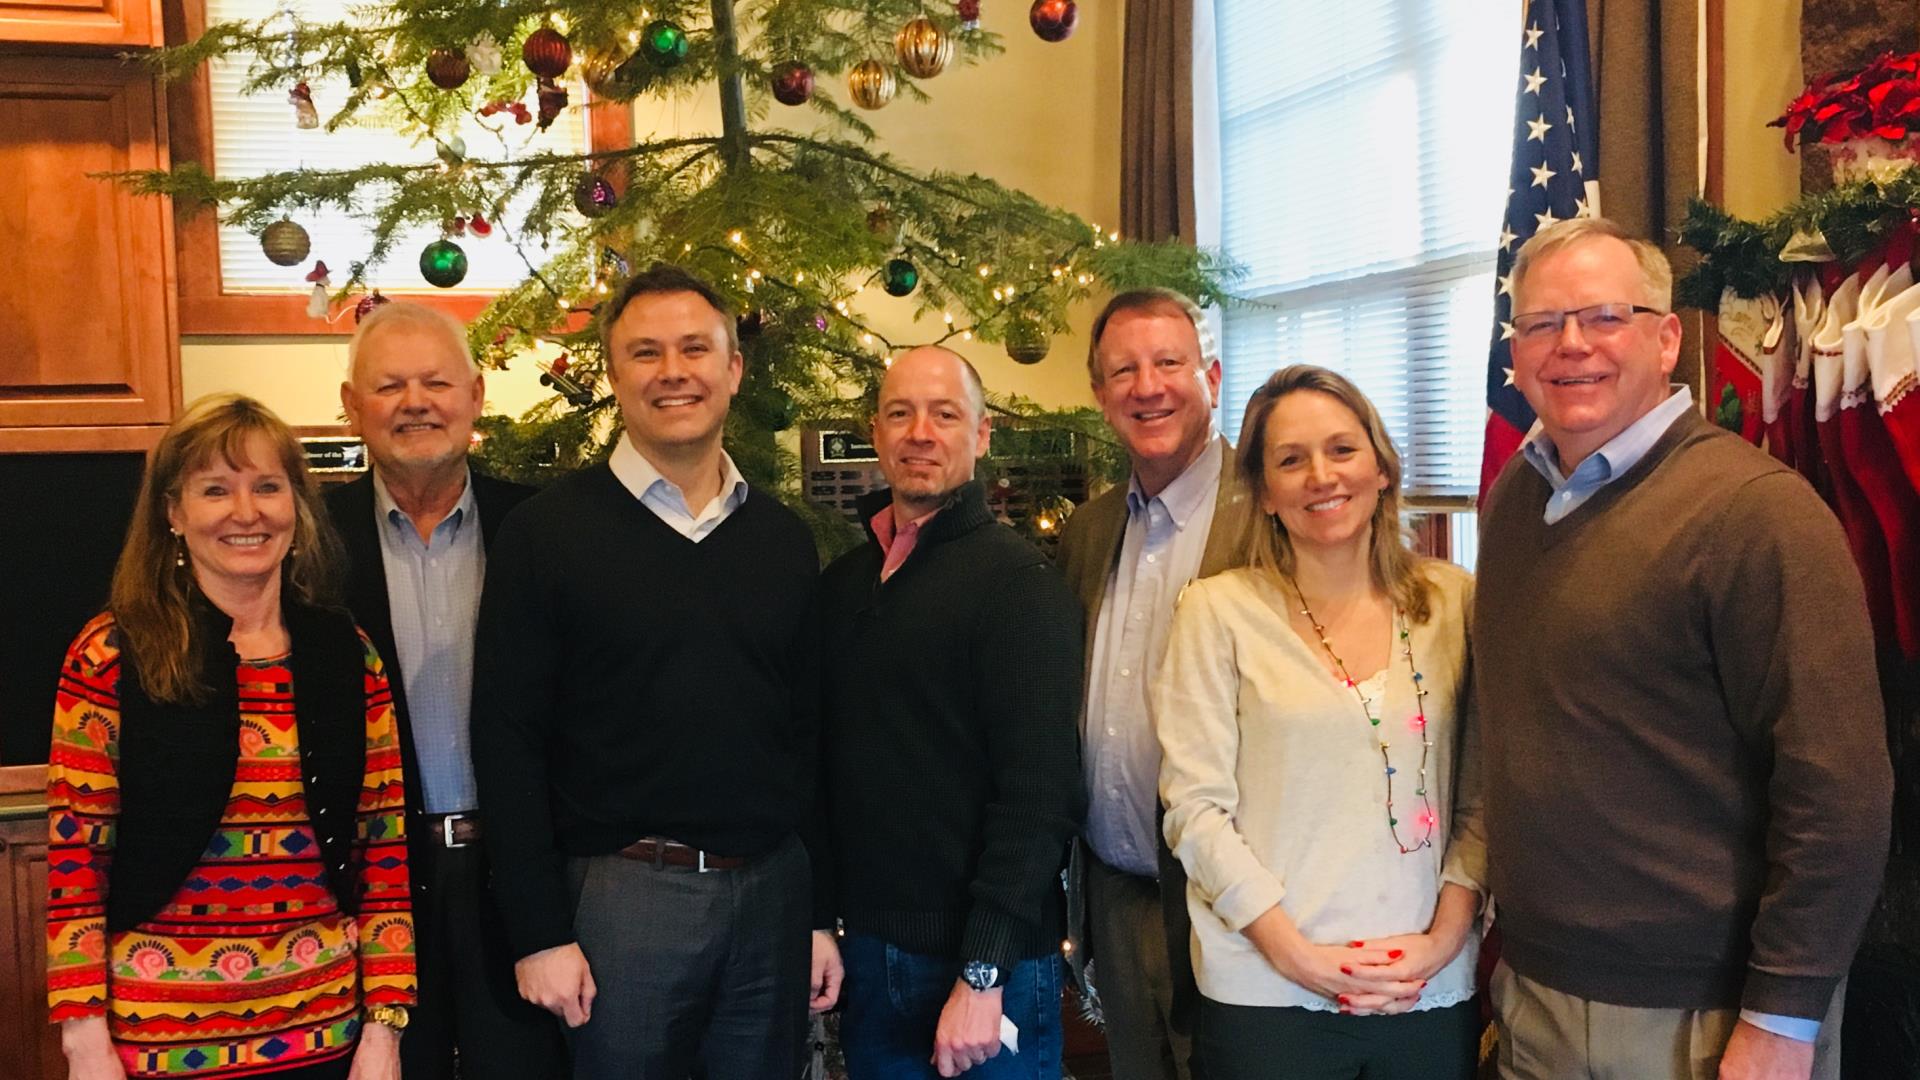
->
xmin=1677 ymin=169 xmax=1920 ymax=309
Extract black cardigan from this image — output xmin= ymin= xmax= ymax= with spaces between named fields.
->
xmin=109 ymin=598 xmax=368 ymax=933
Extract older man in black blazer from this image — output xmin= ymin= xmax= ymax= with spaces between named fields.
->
xmin=327 ymin=301 xmax=557 ymax=1080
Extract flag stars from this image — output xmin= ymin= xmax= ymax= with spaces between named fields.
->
xmin=1571 ymin=151 xmax=1584 ymax=174
xmin=1503 ymin=366 xmax=1517 ymax=386
xmin=1499 ymin=225 xmax=1518 ymax=250
xmin=1498 ymin=274 xmax=1514 ymax=297
xmin=1500 ymin=322 xmax=1516 ymax=342
xmin=1575 ymin=196 xmax=1591 ymax=218
xmin=1523 ymin=67 xmax=1547 ymax=95
xmin=1525 ymin=23 xmax=1543 ymax=49
xmin=1535 ymin=208 xmax=1560 ymax=230
xmin=1530 ymin=162 xmax=1558 ymax=188
xmin=1527 ymin=114 xmax=1553 ymax=142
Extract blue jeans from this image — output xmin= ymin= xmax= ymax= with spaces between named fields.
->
xmin=838 ymin=933 xmax=1063 ymax=1080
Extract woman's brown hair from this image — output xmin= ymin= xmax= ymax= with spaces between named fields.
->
xmin=1235 ymin=365 xmax=1433 ymax=622
xmin=110 ymin=393 xmax=342 ymax=703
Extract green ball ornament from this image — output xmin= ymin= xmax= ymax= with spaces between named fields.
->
xmin=641 ymin=20 xmax=690 ymax=69
xmin=419 ymin=238 xmax=468 ymax=288
xmin=882 ymin=257 xmax=919 ymax=297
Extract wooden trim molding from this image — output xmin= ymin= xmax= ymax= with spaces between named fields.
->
xmin=165 ymin=0 xmax=633 ymax=337
xmin=0 ymin=425 xmax=165 ymax=454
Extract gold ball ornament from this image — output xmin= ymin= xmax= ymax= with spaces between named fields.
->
xmin=1005 ymin=314 xmax=1052 ymax=364
xmin=848 ymin=60 xmax=897 ymax=110
xmin=582 ymin=49 xmax=644 ymax=99
xmin=260 ymin=219 xmax=311 ymax=267
xmin=894 ymin=17 xmax=954 ymax=79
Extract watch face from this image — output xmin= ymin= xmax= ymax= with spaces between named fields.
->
xmin=963 ymin=961 xmax=1000 ymax=990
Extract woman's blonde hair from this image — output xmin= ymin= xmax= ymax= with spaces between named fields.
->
xmin=1235 ymin=365 xmax=1432 ymax=622
xmin=110 ymin=393 xmax=342 ymax=703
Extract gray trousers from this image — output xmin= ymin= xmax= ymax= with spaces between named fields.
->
xmin=1086 ymin=848 xmax=1196 ymax=1080
xmin=1492 ymin=961 xmax=1846 ymax=1080
xmin=564 ymin=835 xmax=812 ymax=1080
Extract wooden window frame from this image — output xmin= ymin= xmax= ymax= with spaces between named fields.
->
xmin=163 ymin=0 xmax=631 ymax=336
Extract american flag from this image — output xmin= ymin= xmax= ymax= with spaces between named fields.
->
xmin=1479 ymin=0 xmax=1599 ymax=503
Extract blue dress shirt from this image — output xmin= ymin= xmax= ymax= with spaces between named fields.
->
xmin=1521 ymin=387 xmax=1819 ymax=1043
xmin=374 ymin=470 xmax=485 ymax=815
xmin=1083 ymin=438 xmax=1222 ymax=878
xmin=608 ymin=435 xmax=748 ymax=540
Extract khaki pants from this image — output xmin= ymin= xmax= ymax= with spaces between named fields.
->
xmin=1491 ymin=961 xmax=1845 ymax=1080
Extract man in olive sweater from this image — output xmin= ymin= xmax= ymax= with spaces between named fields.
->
xmin=818 ymin=346 xmax=1086 ymax=1078
xmin=1476 ymin=217 xmax=1892 ymax=1080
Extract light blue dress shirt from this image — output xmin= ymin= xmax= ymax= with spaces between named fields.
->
xmin=373 ymin=470 xmax=484 ymax=815
xmin=1520 ymin=386 xmax=1694 ymax=525
xmin=608 ymin=435 xmax=748 ymax=540
xmin=1521 ymin=387 xmax=1819 ymax=1044
xmin=1083 ymin=438 xmax=1222 ymax=878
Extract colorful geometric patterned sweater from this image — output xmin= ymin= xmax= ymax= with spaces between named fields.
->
xmin=46 ymin=613 xmax=416 ymax=1077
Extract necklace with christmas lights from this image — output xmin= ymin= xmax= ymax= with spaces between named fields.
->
xmin=1287 ymin=578 xmax=1436 ymax=855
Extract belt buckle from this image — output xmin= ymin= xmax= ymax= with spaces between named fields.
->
xmin=441 ymin=814 xmax=469 ymax=849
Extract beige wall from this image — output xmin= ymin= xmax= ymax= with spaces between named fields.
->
xmin=180 ymin=16 xmax=1124 ymax=426
xmin=1719 ymin=1 xmax=1803 ymax=219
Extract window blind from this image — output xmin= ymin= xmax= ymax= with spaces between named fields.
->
xmin=1213 ymin=0 xmax=1515 ymax=499
xmin=206 ymin=0 xmax=591 ymax=294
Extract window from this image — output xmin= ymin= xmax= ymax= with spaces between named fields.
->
xmin=1211 ymin=1 xmax=1515 ymax=504
xmin=204 ymin=0 xmax=591 ymax=294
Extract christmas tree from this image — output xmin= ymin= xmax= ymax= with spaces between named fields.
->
xmin=119 ymin=0 xmax=1235 ymax=546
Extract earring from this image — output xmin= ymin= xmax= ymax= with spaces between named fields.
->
xmin=171 ymin=530 xmax=186 ymax=568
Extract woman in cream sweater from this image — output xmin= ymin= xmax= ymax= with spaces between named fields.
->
xmin=1153 ymin=365 xmax=1486 ymax=1079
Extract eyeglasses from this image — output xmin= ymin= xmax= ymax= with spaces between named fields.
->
xmin=1510 ymin=303 xmax=1664 ymax=343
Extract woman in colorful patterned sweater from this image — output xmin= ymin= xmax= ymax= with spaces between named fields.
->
xmin=46 ymin=393 xmax=414 ymax=1080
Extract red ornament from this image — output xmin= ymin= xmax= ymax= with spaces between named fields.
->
xmin=771 ymin=60 xmax=814 ymax=106
xmin=425 ymin=47 xmax=470 ymax=89
xmin=957 ymin=0 xmax=981 ymax=29
xmin=354 ymin=291 xmax=393 ymax=323
xmin=468 ymin=212 xmax=493 ymax=237
xmin=536 ymin=77 xmax=568 ymax=130
xmin=522 ymin=27 xmax=573 ymax=79
xmin=1028 ymin=0 xmax=1077 ymax=42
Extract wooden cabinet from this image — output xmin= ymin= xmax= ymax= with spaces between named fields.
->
xmin=0 ymin=55 xmax=178 ymax=446
xmin=0 ymin=769 xmax=58 ymax=1080
xmin=0 ymin=0 xmax=162 ymax=49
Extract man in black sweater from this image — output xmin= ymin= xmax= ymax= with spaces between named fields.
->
xmin=472 ymin=265 xmax=836 ymax=1078
xmin=818 ymin=346 xmax=1086 ymax=1079
xmin=328 ymin=302 xmax=557 ymax=1079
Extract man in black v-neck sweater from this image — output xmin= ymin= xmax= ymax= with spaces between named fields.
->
xmin=818 ymin=347 xmax=1086 ymax=1078
xmin=472 ymin=265 xmax=829 ymax=1079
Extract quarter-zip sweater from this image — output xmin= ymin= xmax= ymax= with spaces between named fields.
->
xmin=818 ymin=482 xmax=1087 ymax=969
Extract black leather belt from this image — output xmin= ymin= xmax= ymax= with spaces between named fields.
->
xmin=618 ymin=837 xmax=747 ymax=871
xmin=423 ymin=812 xmax=481 ymax=849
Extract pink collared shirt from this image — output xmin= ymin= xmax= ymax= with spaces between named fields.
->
xmin=869 ymin=504 xmax=941 ymax=582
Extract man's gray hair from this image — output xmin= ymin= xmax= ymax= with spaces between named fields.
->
xmin=1511 ymin=216 xmax=1673 ymax=312
xmin=347 ymin=301 xmax=479 ymax=379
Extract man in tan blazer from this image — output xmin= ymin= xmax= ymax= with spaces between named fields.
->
xmin=1058 ymin=288 xmax=1252 ymax=1080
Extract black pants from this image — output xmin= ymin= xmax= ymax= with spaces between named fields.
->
xmin=404 ymin=838 xmax=568 ymax=1080
xmin=1193 ymin=996 xmax=1479 ymax=1080
xmin=564 ymin=834 xmax=812 ymax=1080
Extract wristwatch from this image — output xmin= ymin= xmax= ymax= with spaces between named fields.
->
xmin=366 ymin=1004 xmax=410 ymax=1032
xmin=961 ymin=960 xmax=1003 ymax=992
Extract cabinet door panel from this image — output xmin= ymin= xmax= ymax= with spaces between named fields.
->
xmin=0 ymin=0 xmax=162 ymax=49
xmin=0 ymin=815 xmax=58 ymax=1080
xmin=0 ymin=58 xmax=177 ymax=430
